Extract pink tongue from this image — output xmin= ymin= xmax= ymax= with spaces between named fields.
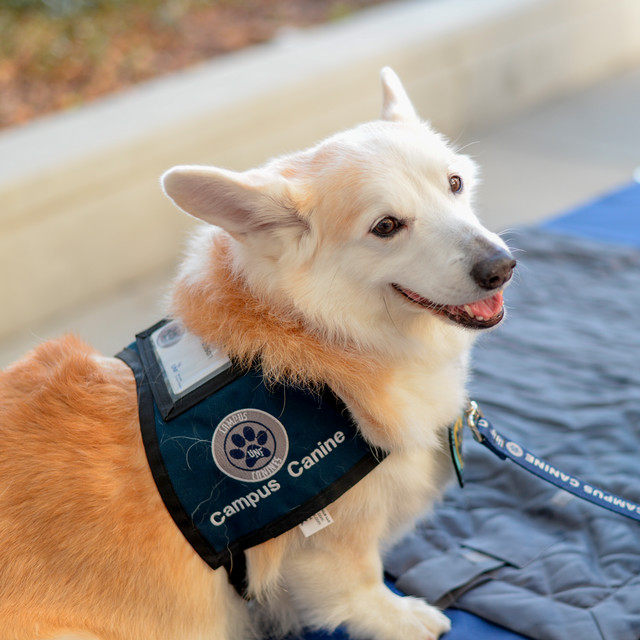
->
xmin=466 ymin=291 xmax=503 ymax=318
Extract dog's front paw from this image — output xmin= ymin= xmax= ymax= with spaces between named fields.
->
xmin=346 ymin=591 xmax=450 ymax=640
xmin=401 ymin=596 xmax=451 ymax=639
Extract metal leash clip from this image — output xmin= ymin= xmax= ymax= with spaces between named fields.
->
xmin=449 ymin=399 xmax=484 ymax=488
xmin=463 ymin=399 xmax=484 ymax=443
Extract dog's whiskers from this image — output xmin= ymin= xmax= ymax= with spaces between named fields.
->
xmin=454 ymin=139 xmax=480 ymax=154
xmin=382 ymin=291 xmax=402 ymax=337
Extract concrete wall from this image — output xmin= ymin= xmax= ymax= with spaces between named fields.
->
xmin=1 ymin=0 xmax=640 ymax=341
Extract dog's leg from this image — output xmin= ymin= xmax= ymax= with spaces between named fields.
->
xmin=280 ymin=536 xmax=451 ymax=640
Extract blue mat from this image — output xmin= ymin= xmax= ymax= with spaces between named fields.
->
xmin=541 ymin=181 xmax=640 ymax=246
xmin=291 ymin=182 xmax=640 ymax=640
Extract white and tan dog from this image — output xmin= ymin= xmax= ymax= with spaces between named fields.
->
xmin=0 ymin=68 xmax=514 ymax=640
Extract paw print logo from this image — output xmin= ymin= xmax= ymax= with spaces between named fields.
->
xmin=213 ymin=409 xmax=289 ymax=482
xmin=228 ymin=425 xmax=273 ymax=469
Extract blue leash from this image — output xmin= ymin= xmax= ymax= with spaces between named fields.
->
xmin=449 ymin=401 xmax=640 ymax=522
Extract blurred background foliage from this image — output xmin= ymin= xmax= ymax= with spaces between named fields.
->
xmin=0 ymin=0 xmax=388 ymax=129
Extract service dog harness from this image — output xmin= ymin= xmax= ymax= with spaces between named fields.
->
xmin=116 ymin=319 xmax=385 ymax=597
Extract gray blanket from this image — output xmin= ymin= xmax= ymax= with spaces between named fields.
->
xmin=385 ymin=229 xmax=640 ymax=640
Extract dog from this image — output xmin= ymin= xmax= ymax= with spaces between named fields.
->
xmin=0 ymin=68 xmax=514 ymax=640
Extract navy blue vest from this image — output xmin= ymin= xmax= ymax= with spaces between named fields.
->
xmin=117 ymin=319 xmax=384 ymax=595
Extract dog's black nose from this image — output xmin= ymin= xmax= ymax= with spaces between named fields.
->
xmin=471 ymin=248 xmax=516 ymax=290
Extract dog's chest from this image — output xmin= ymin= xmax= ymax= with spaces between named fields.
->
xmin=333 ymin=353 xmax=466 ymax=532
xmin=381 ymin=350 xmax=470 ymax=450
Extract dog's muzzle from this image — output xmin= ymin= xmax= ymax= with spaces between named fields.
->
xmin=392 ymin=246 xmax=516 ymax=330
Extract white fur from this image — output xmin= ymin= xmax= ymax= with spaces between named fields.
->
xmin=161 ymin=68 xmax=513 ymax=640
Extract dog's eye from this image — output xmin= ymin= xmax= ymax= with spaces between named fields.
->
xmin=449 ymin=175 xmax=463 ymax=194
xmin=371 ymin=216 xmax=403 ymax=238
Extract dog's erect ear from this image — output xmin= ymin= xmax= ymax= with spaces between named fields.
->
xmin=161 ymin=165 xmax=303 ymax=236
xmin=380 ymin=67 xmax=419 ymax=123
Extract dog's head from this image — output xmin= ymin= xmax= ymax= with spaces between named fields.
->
xmin=162 ymin=68 xmax=514 ymax=347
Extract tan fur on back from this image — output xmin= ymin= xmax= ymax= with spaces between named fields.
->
xmin=0 ymin=338 xmax=237 ymax=640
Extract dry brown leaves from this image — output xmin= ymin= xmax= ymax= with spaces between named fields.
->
xmin=0 ymin=0 xmax=389 ymax=130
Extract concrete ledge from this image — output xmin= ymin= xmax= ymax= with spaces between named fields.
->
xmin=2 ymin=0 xmax=640 ymax=340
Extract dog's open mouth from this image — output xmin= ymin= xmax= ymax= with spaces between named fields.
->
xmin=392 ymin=284 xmax=505 ymax=330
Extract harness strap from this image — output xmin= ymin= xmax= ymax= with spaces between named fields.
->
xmin=223 ymin=551 xmax=250 ymax=600
xmin=453 ymin=401 xmax=640 ymax=522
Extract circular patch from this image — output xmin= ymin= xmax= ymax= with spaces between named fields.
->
xmin=212 ymin=409 xmax=289 ymax=482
